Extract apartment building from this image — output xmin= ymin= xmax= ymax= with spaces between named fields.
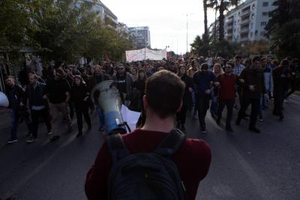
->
xmin=128 ymin=27 xmax=151 ymax=49
xmin=225 ymin=0 xmax=276 ymax=42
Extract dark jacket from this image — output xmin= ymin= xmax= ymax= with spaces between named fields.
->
xmin=27 ymin=82 xmax=47 ymax=108
xmin=6 ymin=84 xmax=25 ymax=109
xmin=88 ymin=73 xmax=110 ymax=91
xmin=113 ymin=72 xmax=133 ymax=100
xmin=273 ymin=66 xmax=292 ymax=91
xmin=46 ymin=78 xmax=71 ymax=104
xmin=71 ymin=83 xmax=90 ymax=109
xmin=180 ymin=74 xmax=193 ymax=99
xmin=239 ymin=67 xmax=265 ymax=99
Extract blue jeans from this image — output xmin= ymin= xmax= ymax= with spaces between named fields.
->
xmin=210 ymin=95 xmax=218 ymax=116
xmin=97 ymin=108 xmax=105 ymax=131
xmin=10 ymin=108 xmax=18 ymax=139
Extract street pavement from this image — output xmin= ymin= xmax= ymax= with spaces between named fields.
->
xmin=0 ymin=93 xmax=299 ymax=200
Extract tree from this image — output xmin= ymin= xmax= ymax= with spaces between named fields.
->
xmin=266 ymin=0 xmax=300 ymax=59
xmin=271 ymin=20 xmax=300 ymax=59
xmin=0 ymin=0 xmax=41 ymax=66
xmin=191 ymin=35 xmax=209 ymax=57
xmin=265 ymin=0 xmax=300 ymax=37
xmin=209 ymin=0 xmax=242 ymax=41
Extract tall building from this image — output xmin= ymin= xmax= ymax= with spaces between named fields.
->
xmin=128 ymin=27 xmax=151 ymax=49
xmin=78 ymin=0 xmax=118 ymax=28
xmin=225 ymin=0 xmax=277 ymax=42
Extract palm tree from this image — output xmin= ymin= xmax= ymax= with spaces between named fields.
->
xmin=203 ymin=0 xmax=209 ymax=38
xmin=209 ymin=0 xmax=242 ymax=41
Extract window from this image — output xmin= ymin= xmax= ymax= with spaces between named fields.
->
xmin=234 ymin=28 xmax=236 ymax=33
xmin=260 ymin=31 xmax=265 ymax=36
xmin=250 ymin=32 xmax=253 ymax=37
xmin=263 ymin=2 xmax=268 ymax=7
xmin=261 ymin=22 xmax=267 ymax=27
xmin=262 ymin=12 xmax=268 ymax=16
xmin=250 ymin=23 xmax=254 ymax=29
xmin=251 ymin=14 xmax=255 ymax=19
xmin=252 ymin=4 xmax=255 ymax=10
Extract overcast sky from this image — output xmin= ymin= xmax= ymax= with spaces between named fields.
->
xmin=101 ymin=0 xmax=216 ymax=54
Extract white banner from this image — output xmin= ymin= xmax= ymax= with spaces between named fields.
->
xmin=126 ymin=48 xmax=167 ymax=62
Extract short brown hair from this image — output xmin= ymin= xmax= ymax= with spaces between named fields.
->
xmin=145 ymin=70 xmax=185 ymax=119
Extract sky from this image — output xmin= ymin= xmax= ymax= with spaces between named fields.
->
xmin=101 ymin=0 xmax=216 ymax=54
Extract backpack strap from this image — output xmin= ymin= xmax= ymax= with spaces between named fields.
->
xmin=106 ymin=134 xmax=130 ymax=163
xmin=154 ymin=129 xmax=186 ymax=157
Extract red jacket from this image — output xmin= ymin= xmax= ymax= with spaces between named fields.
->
xmin=218 ymin=74 xmax=238 ymax=100
xmin=85 ymin=129 xmax=211 ymax=200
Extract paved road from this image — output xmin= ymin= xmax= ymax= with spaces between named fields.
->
xmin=0 ymin=94 xmax=299 ymax=200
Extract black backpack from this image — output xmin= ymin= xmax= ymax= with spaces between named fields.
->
xmin=106 ymin=129 xmax=186 ymax=200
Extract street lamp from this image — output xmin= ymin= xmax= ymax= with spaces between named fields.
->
xmin=185 ymin=13 xmax=194 ymax=53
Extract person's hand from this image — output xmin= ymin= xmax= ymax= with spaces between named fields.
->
xmin=214 ymin=82 xmax=220 ymax=86
xmin=239 ymin=79 xmax=245 ymax=83
xmin=20 ymin=102 xmax=24 ymax=107
xmin=281 ymin=74 xmax=286 ymax=78
xmin=188 ymin=87 xmax=193 ymax=92
xmin=42 ymin=95 xmax=48 ymax=100
xmin=264 ymin=93 xmax=269 ymax=101
xmin=205 ymin=89 xmax=211 ymax=94
xmin=83 ymin=97 xmax=88 ymax=101
xmin=249 ymin=85 xmax=255 ymax=91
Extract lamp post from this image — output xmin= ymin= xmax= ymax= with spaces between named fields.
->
xmin=185 ymin=13 xmax=194 ymax=54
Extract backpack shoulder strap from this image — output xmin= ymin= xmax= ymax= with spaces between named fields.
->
xmin=106 ymin=134 xmax=130 ymax=163
xmin=154 ymin=129 xmax=186 ymax=157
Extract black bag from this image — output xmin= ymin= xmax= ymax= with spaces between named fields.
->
xmin=107 ymin=129 xmax=186 ymax=200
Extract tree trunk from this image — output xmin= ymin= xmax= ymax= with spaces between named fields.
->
xmin=218 ymin=0 xmax=225 ymax=41
xmin=203 ymin=0 xmax=208 ymax=37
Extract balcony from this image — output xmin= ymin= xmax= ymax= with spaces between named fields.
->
xmin=241 ymin=10 xmax=250 ymax=18
xmin=240 ymin=20 xmax=250 ymax=26
xmin=240 ymin=28 xmax=249 ymax=34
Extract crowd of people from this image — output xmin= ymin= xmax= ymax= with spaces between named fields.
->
xmin=3 ymin=54 xmax=300 ymax=144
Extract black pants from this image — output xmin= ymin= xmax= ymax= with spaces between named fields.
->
xmin=197 ymin=95 xmax=210 ymax=131
xmin=75 ymin=107 xmax=91 ymax=133
xmin=285 ymin=79 xmax=299 ymax=99
xmin=217 ymin=99 xmax=235 ymax=128
xmin=237 ymin=98 xmax=260 ymax=128
xmin=273 ymin=89 xmax=286 ymax=117
xmin=31 ymin=109 xmax=52 ymax=138
xmin=177 ymin=96 xmax=189 ymax=125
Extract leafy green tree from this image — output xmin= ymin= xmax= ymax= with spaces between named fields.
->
xmin=271 ymin=20 xmax=300 ymax=59
xmin=0 ymin=0 xmax=41 ymax=66
xmin=191 ymin=35 xmax=209 ymax=57
xmin=265 ymin=0 xmax=300 ymax=37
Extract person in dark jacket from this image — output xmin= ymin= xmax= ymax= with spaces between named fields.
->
xmin=176 ymin=64 xmax=193 ymax=131
xmin=236 ymin=56 xmax=266 ymax=133
xmin=71 ymin=75 xmax=91 ymax=137
xmin=113 ymin=63 xmax=133 ymax=107
xmin=46 ymin=68 xmax=72 ymax=141
xmin=273 ymin=59 xmax=292 ymax=120
xmin=26 ymin=73 xmax=52 ymax=143
xmin=131 ymin=69 xmax=146 ymax=111
xmin=193 ymin=63 xmax=219 ymax=134
xmin=90 ymin=65 xmax=110 ymax=131
xmin=5 ymin=76 xmax=32 ymax=144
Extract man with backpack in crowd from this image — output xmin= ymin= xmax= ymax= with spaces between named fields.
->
xmin=85 ymin=70 xmax=211 ymax=200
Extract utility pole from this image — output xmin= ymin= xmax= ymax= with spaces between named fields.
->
xmin=185 ymin=13 xmax=193 ymax=54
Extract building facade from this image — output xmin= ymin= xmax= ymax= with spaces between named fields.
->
xmin=225 ymin=0 xmax=276 ymax=42
xmin=128 ymin=27 xmax=151 ymax=49
xmin=79 ymin=0 xmax=118 ymax=28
